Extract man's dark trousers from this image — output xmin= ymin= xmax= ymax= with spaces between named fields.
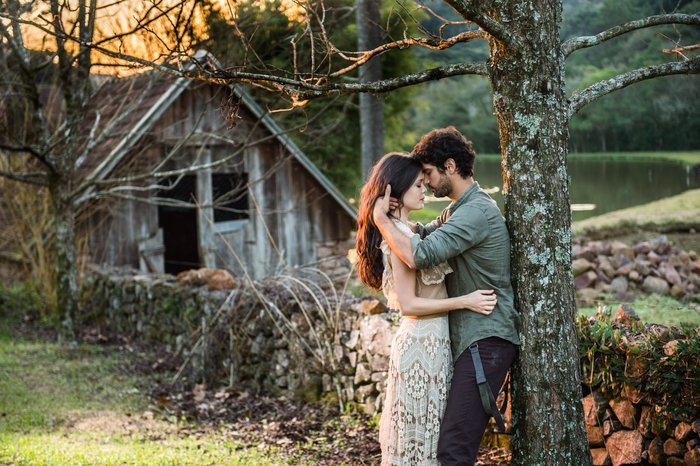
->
xmin=437 ymin=336 xmax=518 ymax=466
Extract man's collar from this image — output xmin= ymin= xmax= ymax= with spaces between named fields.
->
xmin=450 ymin=180 xmax=480 ymax=213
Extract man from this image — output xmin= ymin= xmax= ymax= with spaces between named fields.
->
xmin=373 ymin=126 xmax=520 ymax=466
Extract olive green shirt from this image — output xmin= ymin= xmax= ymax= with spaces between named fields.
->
xmin=412 ymin=181 xmax=521 ymax=359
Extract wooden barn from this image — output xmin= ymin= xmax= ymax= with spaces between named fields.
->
xmin=80 ymin=54 xmax=357 ymax=279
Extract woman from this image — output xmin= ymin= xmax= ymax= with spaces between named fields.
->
xmin=355 ymin=152 xmax=498 ymax=465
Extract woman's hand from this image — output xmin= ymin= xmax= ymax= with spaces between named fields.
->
xmin=461 ymin=289 xmax=497 ymax=315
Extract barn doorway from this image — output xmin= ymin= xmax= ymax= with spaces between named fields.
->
xmin=158 ymin=175 xmax=200 ymax=275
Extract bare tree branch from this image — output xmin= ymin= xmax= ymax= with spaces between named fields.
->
xmin=0 ymin=170 xmax=48 ymax=186
xmin=568 ymin=57 xmax=700 ymax=117
xmin=0 ymin=143 xmax=56 ymax=173
xmin=563 ymin=13 xmax=700 ymax=57
xmin=443 ymin=0 xmax=522 ymax=49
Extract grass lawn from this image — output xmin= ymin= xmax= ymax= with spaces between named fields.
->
xmin=578 ymin=293 xmax=700 ymax=328
xmin=573 ymin=189 xmax=700 ymax=236
xmin=0 ymin=314 xmax=294 ymax=466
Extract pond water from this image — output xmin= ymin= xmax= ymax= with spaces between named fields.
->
xmin=425 ymin=158 xmax=699 ymax=222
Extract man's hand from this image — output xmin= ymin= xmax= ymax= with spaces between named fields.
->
xmin=372 ymin=184 xmax=392 ymax=225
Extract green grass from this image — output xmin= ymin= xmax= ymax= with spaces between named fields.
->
xmin=578 ymin=294 xmax=700 ymax=328
xmin=0 ymin=313 xmax=296 ymax=465
xmin=573 ymin=189 xmax=700 ymax=235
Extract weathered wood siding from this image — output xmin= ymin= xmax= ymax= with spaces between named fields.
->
xmin=86 ymin=82 xmax=355 ymax=279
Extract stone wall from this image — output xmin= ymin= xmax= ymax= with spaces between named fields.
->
xmin=583 ymin=392 xmax=700 ymax=466
xmin=84 ymin=268 xmax=698 ymax=465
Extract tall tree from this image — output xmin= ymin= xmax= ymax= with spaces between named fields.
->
xmin=356 ymin=0 xmax=384 ymax=179
xmin=2 ymin=0 xmax=698 ymax=463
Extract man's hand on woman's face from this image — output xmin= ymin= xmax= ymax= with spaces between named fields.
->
xmin=372 ymin=184 xmax=392 ymax=224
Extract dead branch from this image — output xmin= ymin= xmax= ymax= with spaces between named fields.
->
xmin=443 ymin=0 xmax=522 ymax=49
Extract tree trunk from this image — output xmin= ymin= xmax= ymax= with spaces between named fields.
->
xmin=356 ymin=0 xmax=384 ymax=180
xmin=51 ymin=181 xmax=79 ymax=343
xmin=487 ymin=1 xmax=592 ymax=464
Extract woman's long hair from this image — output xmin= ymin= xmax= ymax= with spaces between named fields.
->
xmin=355 ymin=152 xmax=423 ymax=290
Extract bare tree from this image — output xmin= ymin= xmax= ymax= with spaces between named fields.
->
xmin=1 ymin=0 xmax=698 ymax=463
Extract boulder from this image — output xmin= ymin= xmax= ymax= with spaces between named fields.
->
xmin=176 ymin=268 xmax=236 ymax=290
xmin=587 ymin=425 xmax=605 ymax=447
xmin=609 ymin=398 xmax=638 ymax=429
xmin=573 ymin=258 xmax=594 ymax=276
xmin=607 ymin=430 xmax=643 ymax=466
xmin=643 ymin=276 xmax=670 ymax=295
xmin=675 ymin=422 xmax=695 ymax=443
xmin=591 ymin=447 xmax=612 ymax=466
xmin=359 ymin=315 xmax=394 ymax=358
xmin=611 ymin=241 xmax=635 ymax=260
xmin=603 ymin=419 xmax=622 ymax=436
xmin=647 ymin=436 xmax=666 ymax=466
xmin=685 ymin=448 xmax=700 ymax=466
xmin=583 ymin=392 xmax=609 ymax=426
xmin=664 ymin=439 xmax=686 ymax=457
xmin=354 ymin=362 xmax=371 ymax=385
xmin=359 ymin=298 xmax=387 ymax=315
xmin=671 ymin=284 xmax=685 ymax=298
xmin=660 ymin=264 xmax=682 ymax=286
xmin=609 ymin=276 xmax=629 ymax=295
xmin=576 ymin=270 xmax=599 ymax=290
xmin=638 ymin=406 xmax=654 ymax=438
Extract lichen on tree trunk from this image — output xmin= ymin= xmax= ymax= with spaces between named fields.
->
xmin=486 ymin=1 xmax=592 ymax=464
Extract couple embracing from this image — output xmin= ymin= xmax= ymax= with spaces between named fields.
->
xmin=355 ymin=127 xmax=521 ymax=466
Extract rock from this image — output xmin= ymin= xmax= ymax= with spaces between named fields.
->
xmin=363 ymin=395 xmax=378 ymax=415
xmin=598 ymin=256 xmax=617 ymax=279
xmin=648 ymin=437 xmax=666 ymax=466
xmin=576 ymin=270 xmax=599 ymax=289
xmin=639 ymin=406 xmax=654 ymax=438
xmin=665 ymin=439 xmax=686 ymax=457
xmin=609 ymin=276 xmax=629 ymax=295
xmin=609 ymin=398 xmax=638 ymax=429
xmin=607 ymin=430 xmax=643 ymax=466
xmin=687 ymin=438 xmax=700 ymax=450
xmin=685 ymin=448 xmax=700 ymax=466
xmin=603 ymin=419 xmax=622 ymax=436
xmin=176 ymin=268 xmax=236 ymax=290
xmin=354 ymin=362 xmax=371 ymax=385
xmin=354 ymin=384 xmax=375 ymax=403
xmin=643 ymin=276 xmax=670 ymax=295
xmin=652 ymin=235 xmax=671 ymax=254
xmin=628 ymin=270 xmax=641 ymax=282
xmin=359 ymin=298 xmax=387 ymax=315
xmin=675 ymin=422 xmax=695 ymax=442
xmin=693 ymin=419 xmax=700 ymax=434
xmin=359 ymin=315 xmax=394 ymax=358
xmin=367 ymin=352 xmax=390 ymax=372
xmin=584 ymin=392 xmax=609 ymax=426
xmin=587 ymin=425 xmax=605 ymax=447
xmin=661 ymin=264 xmax=682 ymax=286
xmin=634 ymin=241 xmax=652 ymax=255
xmin=664 ymin=340 xmax=681 ymax=356
xmin=635 ymin=259 xmax=653 ymax=277
xmin=667 ymin=458 xmax=685 ymax=466
xmin=573 ymin=258 xmax=594 ymax=276
xmin=671 ymin=284 xmax=685 ymax=298
xmin=614 ymin=304 xmax=639 ymax=326
xmin=591 ymin=447 xmax=612 ymax=466
xmin=611 ymin=241 xmax=635 ymax=260
xmin=344 ymin=330 xmax=360 ymax=350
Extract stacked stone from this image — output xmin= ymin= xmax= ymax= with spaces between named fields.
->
xmin=583 ymin=391 xmax=700 ymax=466
xmin=315 ymin=238 xmax=355 ymax=288
xmin=572 ymin=236 xmax=700 ymax=305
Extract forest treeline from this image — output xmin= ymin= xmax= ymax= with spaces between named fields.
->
xmin=203 ymin=0 xmax=699 ymax=195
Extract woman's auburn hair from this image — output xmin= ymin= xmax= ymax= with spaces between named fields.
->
xmin=355 ymin=152 xmax=422 ymax=290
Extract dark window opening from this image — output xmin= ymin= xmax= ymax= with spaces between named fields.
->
xmin=212 ymin=173 xmax=249 ymax=222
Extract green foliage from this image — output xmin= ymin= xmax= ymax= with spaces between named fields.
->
xmin=578 ymin=307 xmax=699 ymax=417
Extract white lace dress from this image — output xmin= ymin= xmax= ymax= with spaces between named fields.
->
xmin=379 ymin=221 xmax=453 ymax=466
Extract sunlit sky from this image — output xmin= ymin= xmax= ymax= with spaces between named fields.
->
xmin=17 ymin=0 xmax=305 ymax=75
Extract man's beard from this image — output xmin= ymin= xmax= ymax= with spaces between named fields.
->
xmin=432 ymin=174 xmax=452 ymax=198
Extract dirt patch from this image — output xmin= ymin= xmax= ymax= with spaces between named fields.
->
xmin=65 ymin=410 xmax=177 ymax=438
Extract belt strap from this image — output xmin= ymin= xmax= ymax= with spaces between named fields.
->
xmin=469 ymin=343 xmax=507 ymax=432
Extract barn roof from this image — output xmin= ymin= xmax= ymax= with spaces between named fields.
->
xmin=82 ymin=51 xmax=357 ymax=220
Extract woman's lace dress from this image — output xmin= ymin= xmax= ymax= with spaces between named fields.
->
xmin=379 ymin=221 xmax=453 ymax=466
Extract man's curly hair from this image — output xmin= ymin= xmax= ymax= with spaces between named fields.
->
xmin=411 ymin=126 xmax=476 ymax=179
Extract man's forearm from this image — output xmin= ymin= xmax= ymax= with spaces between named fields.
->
xmin=375 ymin=214 xmax=416 ymax=269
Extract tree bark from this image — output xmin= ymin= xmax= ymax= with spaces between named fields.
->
xmin=486 ymin=1 xmax=592 ymax=464
xmin=356 ymin=0 xmax=384 ymax=180
xmin=51 ymin=180 xmax=79 ymax=343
